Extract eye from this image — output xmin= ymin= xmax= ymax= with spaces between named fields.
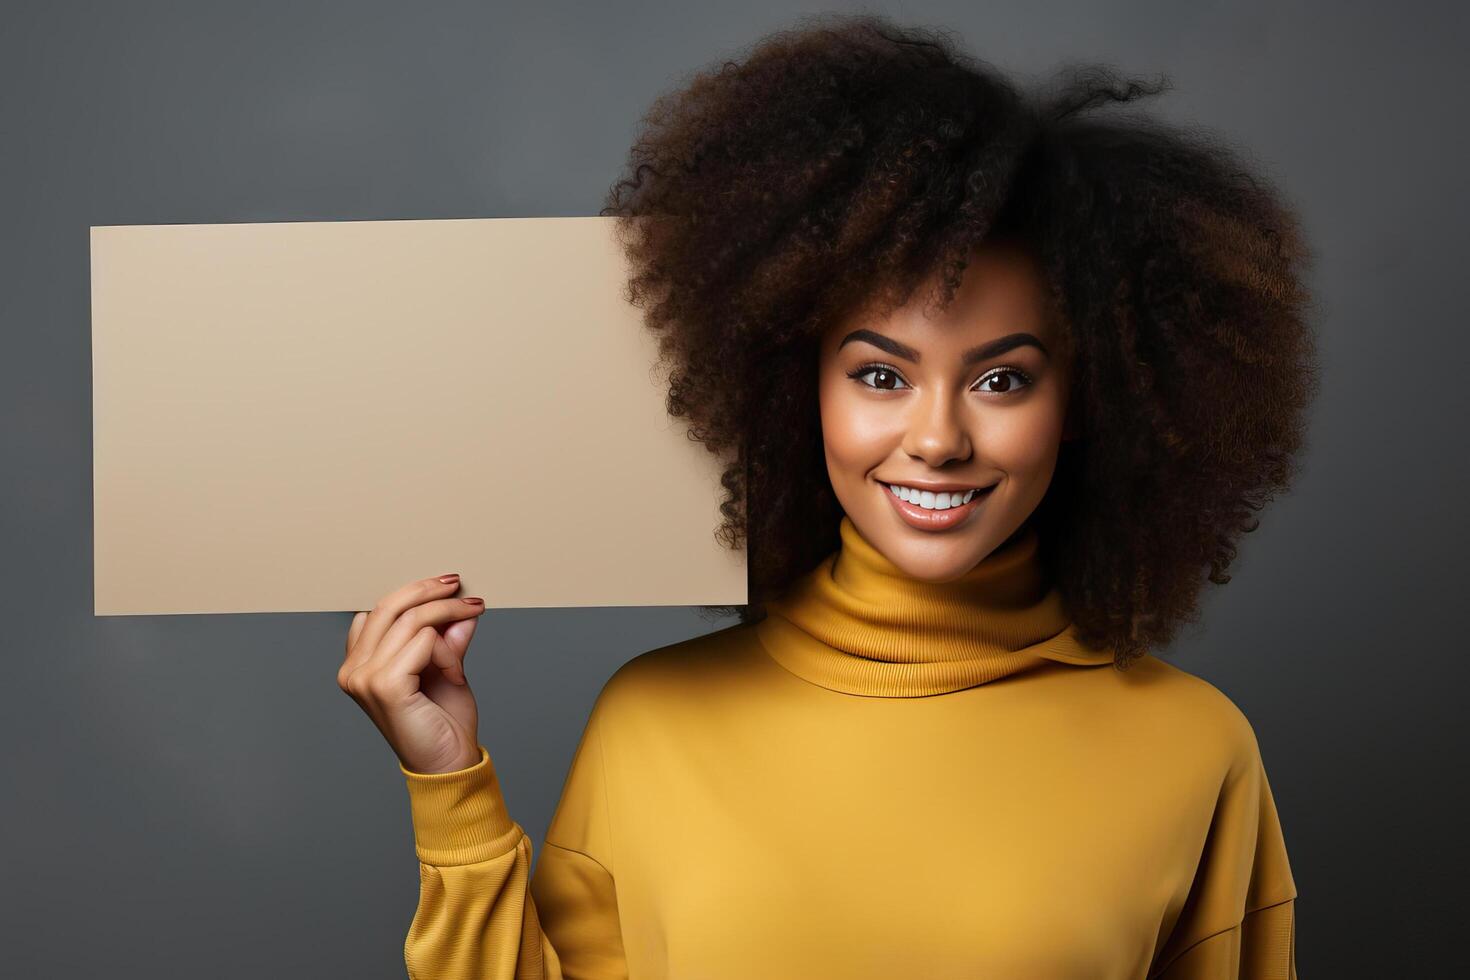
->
xmin=846 ymin=362 xmax=1035 ymax=396
xmin=974 ymin=366 xmax=1034 ymax=395
xmin=847 ymin=362 xmax=909 ymax=391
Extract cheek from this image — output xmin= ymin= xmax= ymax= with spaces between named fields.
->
xmin=820 ymin=382 xmax=898 ymax=465
xmin=978 ymin=402 xmax=1066 ymax=475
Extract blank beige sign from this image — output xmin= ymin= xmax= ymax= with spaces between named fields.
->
xmin=91 ymin=216 xmax=747 ymax=616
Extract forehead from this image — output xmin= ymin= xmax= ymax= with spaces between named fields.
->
xmin=824 ymin=241 xmax=1054 ymax=351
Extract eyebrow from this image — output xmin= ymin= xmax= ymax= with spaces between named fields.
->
xmin=837 ymin=328 xmax=1049 ymax=364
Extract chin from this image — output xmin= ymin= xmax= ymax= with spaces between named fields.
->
xmin=881 ymin=524 xmax=998 ymax=582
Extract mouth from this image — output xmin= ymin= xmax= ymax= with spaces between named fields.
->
xmin=879 ymin=480 xmax=996 ymax=531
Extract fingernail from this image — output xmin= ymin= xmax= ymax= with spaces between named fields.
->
xmin=438 ymin=574 xmax=460 ymax=584
xmin=461 ymin=597 xmax=483 ymax=605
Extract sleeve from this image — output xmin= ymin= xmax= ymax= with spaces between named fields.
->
xmin=397 ymin=703 xmax=626 ymax=980
xmin=1148 ymin=744 xmax=1299 ymax=979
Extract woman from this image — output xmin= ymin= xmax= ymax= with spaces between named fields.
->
xmin=338 ymin=14 xmax=1316 ymax=979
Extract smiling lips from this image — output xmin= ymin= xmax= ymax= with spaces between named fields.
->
xmin=881 ymin=480 xmax=994 ymax=531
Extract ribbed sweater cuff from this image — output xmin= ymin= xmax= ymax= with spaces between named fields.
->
xmin=400 ymin=745 xmax=523 ymax=866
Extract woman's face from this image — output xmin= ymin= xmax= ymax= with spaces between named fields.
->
xmin=817 ymin=241 xmax=1076 ymax=582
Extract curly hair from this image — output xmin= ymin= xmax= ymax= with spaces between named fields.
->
xmin=599 ymin=13 xmax=1320 ymax=665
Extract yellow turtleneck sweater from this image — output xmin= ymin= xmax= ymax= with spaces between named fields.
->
xmin=399 ymin=516 xmax=1298 ymax=979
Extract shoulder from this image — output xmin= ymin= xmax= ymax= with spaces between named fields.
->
xmin=586 ymin=620 xmax=762 ymax=721
xmin=1110 ymin=654 xmax=1266 ymax=772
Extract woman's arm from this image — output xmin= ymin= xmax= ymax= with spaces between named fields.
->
xmin=337 ymin=572 xmax=626 ymax=976
xmin=1150 ymin=897 xmax=1296 ymax=979
xmin=400 ymin=707 xmax=625 ymax=979
xmin=1148 ymin=742 xmax=1299 ymax=979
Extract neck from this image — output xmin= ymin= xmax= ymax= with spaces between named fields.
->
xmin=753 ymin=515 xmax=1112 ymax=697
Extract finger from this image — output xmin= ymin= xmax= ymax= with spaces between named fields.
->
xmin=368 ymin=595 xmax=486 ymax=672
xmin=387 ymin=623 xmax=445 ymax=690
xmin=435 ymin=616 xmax=479 ymax=685
xmin=352 ymin=575 xmax=462 ymax=667
xmin=346 ymin=611 xmax=368 ymax=658
xmin=339 ymin=611 xmax=373 ymax=690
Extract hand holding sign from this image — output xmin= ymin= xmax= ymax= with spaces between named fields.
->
xmin=338 ymin=573 xmax=488 ymax=775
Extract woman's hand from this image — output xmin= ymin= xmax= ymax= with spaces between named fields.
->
xmin=338 ymin=573 xmax=489 ymax=775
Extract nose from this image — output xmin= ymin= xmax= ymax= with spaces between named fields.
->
xmin=901 ymin=385 xmax=971 ymax=466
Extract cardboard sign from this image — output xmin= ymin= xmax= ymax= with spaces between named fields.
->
xmin=91 ymin=216 xmax=746 ymax=615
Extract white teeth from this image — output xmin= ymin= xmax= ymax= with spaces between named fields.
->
xmin=884 ymin=483 xmax=985 ymax=510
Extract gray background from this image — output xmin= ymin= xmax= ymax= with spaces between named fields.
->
xmin=3 ymin=0 xmax=1463 ymax=976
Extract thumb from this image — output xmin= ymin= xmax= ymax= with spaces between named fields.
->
xmin=434 ymin=616 xmax=479 ymax=685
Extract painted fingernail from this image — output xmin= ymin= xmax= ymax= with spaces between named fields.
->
xmin=438 ymin=574 xmax=460 ymax=584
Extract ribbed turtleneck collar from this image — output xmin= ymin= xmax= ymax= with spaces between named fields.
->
xmin=753 ymin=515 xmax=1114 ymax=697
